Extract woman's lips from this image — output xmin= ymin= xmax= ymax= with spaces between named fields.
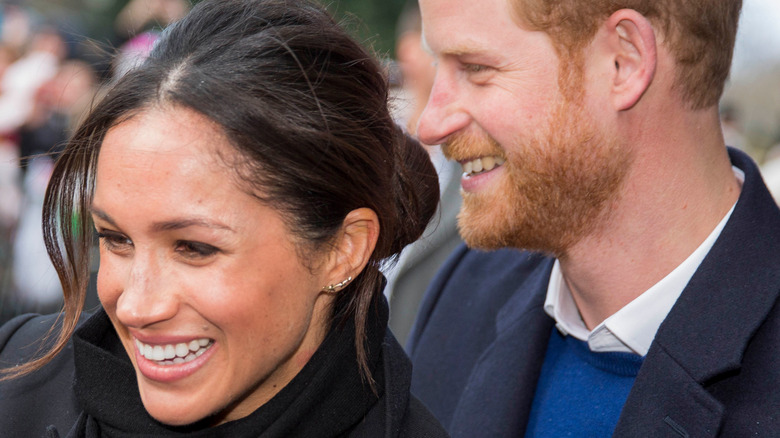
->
xmin=133 ymin=337 xmax=217 ymax=383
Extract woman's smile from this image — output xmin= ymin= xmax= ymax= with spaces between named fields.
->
xmin=134 ymin=337 xmax=213 ymax=365
xmin=133 ymin=336 xmax=218 ymax=383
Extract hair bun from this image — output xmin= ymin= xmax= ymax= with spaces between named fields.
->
xmin=386 ymin=126 xmax=440 ymax=257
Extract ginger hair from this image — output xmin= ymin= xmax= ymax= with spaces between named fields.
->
xmin=510 ymin=0 xmax=742 ymax=109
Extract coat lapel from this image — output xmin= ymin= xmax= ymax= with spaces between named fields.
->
xmin=615 ymin=148 xmax=780 ymax=437
xmin=449 ymin=258 xmax=555 ymax=438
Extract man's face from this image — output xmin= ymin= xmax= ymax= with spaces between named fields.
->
xmin=417 ymin=0 xmax=632 ymax=256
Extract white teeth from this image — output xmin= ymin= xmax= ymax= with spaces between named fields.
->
xmin=461 ymin=156 xmax=505 ymax=176
xmin=135 ymin=337 xmax=213 ymax=366
xmin=175 ymin=343 xmax=189 ymax=357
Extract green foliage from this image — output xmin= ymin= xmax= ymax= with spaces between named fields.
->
xmin=323 ymin=0 xmax=407 ymax=59
xmin=186 ymin=0 xmax=406 ymax=59
xmin=28 ymin=0 xmax=406 ymax=61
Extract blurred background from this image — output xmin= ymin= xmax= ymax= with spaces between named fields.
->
xmin=0 ymin=0 xmax=779 ymax=325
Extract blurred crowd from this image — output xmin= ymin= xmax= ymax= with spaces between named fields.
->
xmin=0 ymin=0 xmax=189 ymax=323
xmin=1 ymin=0 xmax=780 ymax=337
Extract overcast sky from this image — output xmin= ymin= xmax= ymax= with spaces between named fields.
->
xmin=731 ymin=0 xmax=780 ymax=78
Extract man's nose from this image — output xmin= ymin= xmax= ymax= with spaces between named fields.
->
xmin=416 ymin=68 xmax=471 ymax=146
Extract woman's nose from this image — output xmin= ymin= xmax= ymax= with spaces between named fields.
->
xmin=114 ymin=254 xmax=178 ymax=328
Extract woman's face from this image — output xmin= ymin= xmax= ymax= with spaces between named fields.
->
xmin=91 ymin=106 xmax=335 ymax=426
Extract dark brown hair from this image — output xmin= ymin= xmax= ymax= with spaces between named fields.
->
xmin=2 ymin=0 xmax=439 ymax=384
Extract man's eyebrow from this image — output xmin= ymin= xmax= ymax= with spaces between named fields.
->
xmin=421 ymin=32 xmax=485 ymax=58
xmin=442 ymin=47 xmax=478 ymax=57
xmin=90 ymin=206 xmax=235 ymax=233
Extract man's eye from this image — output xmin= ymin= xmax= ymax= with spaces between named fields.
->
xmin=465 ymin=64 xmax=489 ymax=73
xmin=175 ymin=241 xmax=219 ymax=258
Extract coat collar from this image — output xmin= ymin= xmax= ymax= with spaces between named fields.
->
xmin=448 ymin=149 xmax=780 ymax=437
xmin=657 ymin=148 xmax=780 ymax=381
xmin=616 ymin=148 xmax=780 ymax=437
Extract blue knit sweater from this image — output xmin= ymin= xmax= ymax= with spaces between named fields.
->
xmin=525 ymin=329 xmax=644 ymax=437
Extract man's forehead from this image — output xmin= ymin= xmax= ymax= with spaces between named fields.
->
xmin=419 ymin=0 xmax=523 ymax=53
xmin=420 ymin=0 xmax=531 ymax=58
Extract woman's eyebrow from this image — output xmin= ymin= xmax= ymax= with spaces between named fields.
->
xmin=151 ymin=218 xmax=236 ymax=233
xmin=90 ymin=206 xmax=118 ymax=228
xmin=90 ymin=206 xmax=235 ymax=233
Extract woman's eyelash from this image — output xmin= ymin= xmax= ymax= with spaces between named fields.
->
xmin=96 ymin=231 xmax=133 ymax=250
xmin=175 ymin=241 xmax=220 ymax=257
xmin=95 ymin=231 xmax=219 ymax=259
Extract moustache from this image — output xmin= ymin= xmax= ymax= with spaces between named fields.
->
xmin=442 ymin=131 xmax=505 ymax=162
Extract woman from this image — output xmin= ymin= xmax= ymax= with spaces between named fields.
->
xmin=0 ymin=0 xmax=447 ymax=436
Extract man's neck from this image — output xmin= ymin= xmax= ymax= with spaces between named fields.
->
xmin=557 ymin=112 xmax=741 ymax=330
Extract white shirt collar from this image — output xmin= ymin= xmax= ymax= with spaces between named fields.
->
xmin=544 ymin=167 xmax=744 ymax=356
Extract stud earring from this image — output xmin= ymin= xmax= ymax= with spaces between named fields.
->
xmin=323 ymin=276 xmax=352 ymax=292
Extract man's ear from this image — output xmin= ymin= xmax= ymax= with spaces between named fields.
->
xmin=602 ymin=9 xmax=657 ymax=111
xmin=321 ymin=208 xmax=379 ymax=290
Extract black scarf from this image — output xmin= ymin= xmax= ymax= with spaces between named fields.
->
xmin=62 ymin=302 xmax=387 ymax=437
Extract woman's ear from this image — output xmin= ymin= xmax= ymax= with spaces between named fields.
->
xmin=601 ymin=9 xmax=657 ymax=111
xmin=321 ymin=208 xmax=379 ymax=291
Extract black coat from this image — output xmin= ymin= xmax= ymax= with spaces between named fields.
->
xmin=0 ymin=300 xmax=448 ymax=437
xmin=409 ymin=148 xmax=780 ymax=437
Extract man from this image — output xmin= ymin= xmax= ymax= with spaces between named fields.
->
xmin=408 ymin=0 xmax=780 ymax=436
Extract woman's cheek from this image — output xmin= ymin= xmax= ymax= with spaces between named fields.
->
xmin=96 ymin=254 xmax=123 ymax=310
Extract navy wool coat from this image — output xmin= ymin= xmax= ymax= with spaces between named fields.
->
xmin=409 ymin=148 xmax=780 ymax=437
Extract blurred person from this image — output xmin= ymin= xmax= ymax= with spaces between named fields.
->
xmin=115 ymin=0 xmax=189 ymax=39
xmin=0 ymin=42 xmax=21 ymax=230
xmin=111 ymin=0 xmax=190 ymax=80
xmin=0 ymin=25 xmax=65 ymax=135
xmin=0 ymin=0 xmax=448 ymax=436
xmin=0 ymin=42 xmax=20 ymax=79
xmin=0 ymin=136 xmax=20 ymax=230
xmin=19 ymin=60 xmax=97 ymax=160
xmin=384 ymin=0 xmax=462 ymax=345
xmin=0 ymin=5 xmax=32 ymax=55
xmin=407 ymin=0 xmax=780 ymax=436
xmin=112 ymin=0 xmax=187 ymax=81
xmin=112 ymin=30 xmax=159 ymax=79
xmin=9 ymin=156 xmax=59 ymax=312
xmin=10 ymin=60 xmax=98 ymax=314
xmin=394 ymin=0 xmax=436 ymax=137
